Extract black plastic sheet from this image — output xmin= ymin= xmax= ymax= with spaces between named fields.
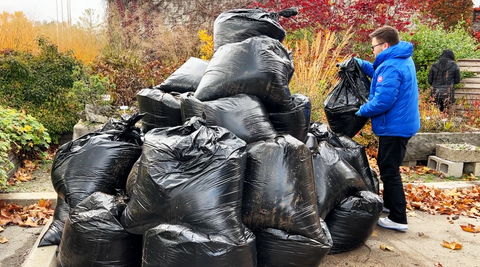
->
xmin=194 ymin=35 xmax=294 ymax=112
xmin=142 ymin=224 xmax=257 ymax=267
xmin=325 ymin=191 xmax=383 ymax=254
xmin=154 ymin=57 xmax=208 ymax=93
xmin=312 ymin=141 xmax=368 ymax=219
xmin=255 ymin=227 xmax=332 ymax=267
xmin=57 ymin=192 xmax=143 ymax=267
xmin=324 ymin=58 xmax=370 ymax=137
xmin=243 ymin=135 xmax=326 ymax=242
xmin=137 ymin=88 xmax=182 ymax=133
xmin=51 ymin=131 xmax=142 ymax=208
xmin=268 ymin=94 xmax=311 ymax=142
xmin=213 ymin=8 xmax=297 ymax=52
xmin=121 ymin=117 xmax=248 ymax=244
xmin=180 ymin=93 xmax=277 ymax=143
xmin=38 ymin=196 xmax=69 ymax=247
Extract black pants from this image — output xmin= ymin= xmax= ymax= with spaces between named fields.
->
xmin=378 ymin=136 xmax=410 ymax=224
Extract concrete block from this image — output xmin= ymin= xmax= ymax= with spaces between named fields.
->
xmin=436 ymin=143 xmax=480 ymax=162
xmin=402 ymin=160 xmax=418 ymax=167
xmin=464 ymin=162 xmax=480 ymax=176
xmin=72 ymin=120 xmax=104 ymax=140
xmin=427 ymin=155 xmax=464 ymax=177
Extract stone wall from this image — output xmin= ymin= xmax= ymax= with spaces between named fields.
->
xmin=3 ymin=152 xmax=21 ymax=179
xmin=404 ymin=132 xmax=480 ymax=164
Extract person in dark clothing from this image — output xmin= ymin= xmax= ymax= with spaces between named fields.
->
xmin=427 ymin=49 xmax=461 ymax=112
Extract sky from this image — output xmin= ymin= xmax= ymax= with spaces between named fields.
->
xmin=1 ymin=0 xmax=106 ymax=24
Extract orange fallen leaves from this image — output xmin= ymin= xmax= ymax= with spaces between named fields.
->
xmin=441 ymin=240 xmax=463 ymax=250
xmin=0 ymin=199 xmax=54 ymax=228
xmin=0 ymin=236 xmax=8 ymax=244
xmin=404 ymin=184 xmax=480 ymax=218
xmin=460 ymin=223 xmax=480 ymax=233
xmin=380 ymin=244 xmax=395 ymax=251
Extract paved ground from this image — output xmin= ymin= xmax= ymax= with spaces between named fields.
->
xmin=1 ymin=182 xmax=479 ymax=266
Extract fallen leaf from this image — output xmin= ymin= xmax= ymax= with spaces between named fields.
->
xmin=442 ymin=240 xmax=462 ymax=250
xmin=0 ymin=236 xmax=8 ymax=244
xmin=380 ymin=244 xmax=395 ymax=251
xmin=460 ymin=223 xmax=480 ymax=233
xmin=371 ymin=231 xmax=378 ymax=237
xmin=434 ymin=262 xmax=443 ymax=267
xmin=0 ymin=226 xmax=3 ymax=232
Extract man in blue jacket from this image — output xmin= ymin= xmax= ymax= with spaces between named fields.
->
xmin=355 ymin=26 xmax=420 ymax=231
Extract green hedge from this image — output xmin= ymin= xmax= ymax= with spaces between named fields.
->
xmin=0 ymin=38 xmax=86 ymax=143
xmin=0 ymin=106 xmax=50 ymax=186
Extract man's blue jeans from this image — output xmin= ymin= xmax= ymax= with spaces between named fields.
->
xmin=378 ymin=136 xmax=410 ymax=224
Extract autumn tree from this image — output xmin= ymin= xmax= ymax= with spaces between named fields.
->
xmin=427 ymin=0 xmax=473 ymax=29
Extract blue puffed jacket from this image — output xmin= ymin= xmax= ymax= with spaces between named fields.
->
xmin=358 ymin=41 xmax=420 ymax=137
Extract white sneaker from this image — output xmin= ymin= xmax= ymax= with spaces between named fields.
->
xmin=377 ymin=217 xmax=408 ymax=231
xmin=382 ymin=207 xmax=390 ymax=213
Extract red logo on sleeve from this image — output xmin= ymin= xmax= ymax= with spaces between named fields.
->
xmin=377 ymin=76 xmax=383 ymax=83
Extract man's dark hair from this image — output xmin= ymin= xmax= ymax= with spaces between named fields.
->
xmin=369 ymin=26 xmax=400 ymax=46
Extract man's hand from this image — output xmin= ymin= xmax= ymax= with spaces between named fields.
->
xmin=354 ymin=57 xmax=363 ymax=67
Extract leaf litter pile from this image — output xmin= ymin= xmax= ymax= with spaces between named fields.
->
xmin=0 ymin=199 xmax=54 ymax=243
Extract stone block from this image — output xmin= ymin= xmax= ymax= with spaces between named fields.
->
xmin=464 ymin=162 xmax=480 ymax=176
xmin=436 ymin=143 xmax=480 ymax=162
xmin=427 ymin=155 xmax=464 ymax=178
xmin=72 ymin=120 xmax=104 ymax=140
xmin=404 ymin=132 xmax=480 ymax=162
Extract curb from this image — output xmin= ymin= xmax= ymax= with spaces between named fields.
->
xmin=21 ymin=218 xmax=57 ymax=267
xmin=0 ymin=192 xmax=58 ymax=207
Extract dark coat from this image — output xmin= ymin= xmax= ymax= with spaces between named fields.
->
xmin=427 ymin=50 xmax=461 ymax=102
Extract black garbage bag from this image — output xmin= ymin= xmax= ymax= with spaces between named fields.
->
xmin=213 ymin=7 xmax=298 ymax=52
xmin=125 ymin=157 xmax=140 ymax=197
xmin=268 ymin=94 xmax=311 ymax=142
xmin=180 ymin=93 xmax=277 ymax=143
xmin=309 ymin=122 xmax=379 ymax=194
xmin=121 ymin=117 xmax=249 ymax=244
xmin=324 ymin=57 xmax=370 ymax=137
xmin=312 ymin=141 xmax=368 ymax=219
xmin=309 ymin=122 xmax=343 ymax=147
xmin=243 ymin=135 xmax=327 ymax=242
xmin=51 ymin=131 xmax=142 ymax=208
xmin=142 ymin=224 xmax=257 ymax=267
xmin=325 ymin=190 xmax=383 ymax=254
xmin=137 ymin=88 xmax=183 ymax=133
xmin=38 ymin=196 xmax=69 ymax=247
xmin=305 ymin=133 xmax=318 ymax=151
xmin=57 ymin=192 xmax=143 ymax=267
xmin=100 ymin=113 xmax=144 ymax=146
xmin=194 ymin=35 xmax=294 ymax=112
xmin=255 ymin=226 xmax=332 ymax=267
xmin=335 ymin=136 xmax=379 ymax=194
xmin=154 ymin=57 xmax=208 ymax=93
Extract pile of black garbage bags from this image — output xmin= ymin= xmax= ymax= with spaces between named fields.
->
xmin=39 ymin=8 xmax=382 ymax=267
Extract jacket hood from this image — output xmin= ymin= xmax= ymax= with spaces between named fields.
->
xmin=434 ymin=60 xmax=457 ymax=71
xmin=373 ymin=41 xmax=413 ymax=68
